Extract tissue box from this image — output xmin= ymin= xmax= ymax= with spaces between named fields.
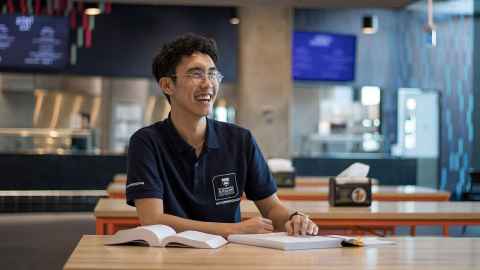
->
xmin=268 ymin=159 xmax=295 ymax=187
xmin=329 ymin=177 xmax=372 ymax=207
xmin=272 ymin=171 xmax=296 ymax=187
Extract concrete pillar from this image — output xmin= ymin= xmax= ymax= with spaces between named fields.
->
xmin=237 ymin=5 xmax=293 ymax=159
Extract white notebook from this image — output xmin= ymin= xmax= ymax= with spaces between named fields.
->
xmin=105 ymin=224 xmax=228 ymax=249
xmin=228 ymin=232 xmax=394 ymax=250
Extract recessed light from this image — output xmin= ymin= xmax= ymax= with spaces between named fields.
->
xmin=85 ymin=8 xmax=101 ymax=16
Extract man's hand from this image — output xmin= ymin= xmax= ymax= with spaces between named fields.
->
xmin=285 ymin=214 xmax=318 ymax=236
xmin=234 ymin=217 xmax=274 ymax=234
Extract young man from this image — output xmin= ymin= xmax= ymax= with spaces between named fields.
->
xmin=126 ymin=33 xmax=318 ymax=238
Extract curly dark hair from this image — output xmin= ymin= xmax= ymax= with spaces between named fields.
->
xmin=152 ymin=33 xmax=218 ymax=102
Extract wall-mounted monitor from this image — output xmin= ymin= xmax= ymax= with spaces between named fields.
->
xmin=0 ymin=15 xmax=69 ymax=71
xmin=292 ymin=31 xmax=356 ymax=81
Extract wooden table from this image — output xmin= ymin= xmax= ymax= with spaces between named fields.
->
xmin=0 ymin=190 xmax=107 ymax=197
xmin=64 ymin=235 xmax=480 ymax=270
xmin=277 ymin=185 xmax=450 ymax=201
xmin=94 ymin=198 xmax=480 ymax=236
xmin=111 ymin=175 xmax=342 ymax=186
xmin=110 ymin=176 xmax=376 ymax=186
xmin=295 ymin=176 xmax=379 ymax=186
xmin=113 ymin=173 xmax=127 ymax=184
xmin=107 ymin=182 xmax=450 ymax=201
xmin=106 ymin=183 xmax=126 ymax=199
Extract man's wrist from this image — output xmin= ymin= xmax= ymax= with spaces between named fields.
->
xmin=225 ymin=222 xmax=241 ymax=236
xmin=288 ymin=211 xmax=308 ymax=220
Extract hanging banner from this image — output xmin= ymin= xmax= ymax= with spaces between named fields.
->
xmin=77 ymin=26 xmax=84 ymax=48
xmin=7 ymin=0 xmax=14 ymax=14
xmin=89 ymin=15 xmax=95 ymax=31
xmin=27 ymin=0 xmax=33 ymax=14
xmin=65 ymin=0 xmax=73 ymax=16
xmin=35 ymin=0 xmax=41 ymax=15
xmin=70 ymin=44 xmax=77 ymax=65
xmin=46 ymin=0 xmax=53 ymax=15
xmin=53 ymin=0 xmax=60 ymax=14
xmin=82 ymin=13 xmax=89 ymax=30
xmin=77 ymin=0 xmax=84 ymax=12
xmin=20 ymin=0 xmax=27 ymax=15
xmin=85 ymin=28 xmax=92 ymax=48
xmin=105 ymin=1 xmax=111 ymax=14
xmin=69 ymin=10 xmax=77 ymax=29
xmin=99 ymin=0 xmax=105 ymax=13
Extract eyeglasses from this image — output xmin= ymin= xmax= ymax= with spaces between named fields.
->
xmin=171 ymin=70 xmax=224 ymax=84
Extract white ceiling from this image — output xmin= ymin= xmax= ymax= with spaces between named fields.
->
xmin=84 ymin=0 xmax=414 ymax=8
xmin=407 ymin=0 xmax=474 ymax=15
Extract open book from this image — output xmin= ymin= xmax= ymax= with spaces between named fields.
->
xmin=105 ymin=225 xmax=228 ymax=249
xmin=227 ymin=232 xmax=394 ymax=251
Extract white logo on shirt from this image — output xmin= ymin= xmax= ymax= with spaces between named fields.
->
xmin=212 ymin=173 xmax=239 ymax=205
xmin=221 ymin=178 xmax=230 ymax=187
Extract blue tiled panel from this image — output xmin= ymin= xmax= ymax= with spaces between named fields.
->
xmin=400 ymin=11 xmax=474 ymax=199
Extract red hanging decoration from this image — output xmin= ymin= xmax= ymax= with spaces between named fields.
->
xmin=7 ymin=0 xmax=14 ymax=14
xmin=20 ymin=0 xmax=27 ymax=14
xmin=53 ymin=0 xmax=59 ymax=14
xmin=46 ymin=0 xmax=53 ymax=16
xmin=77 ymin=0 xmax=84 ymax=12
xmin=60 ymin=0 xmax=67 ymax=12
xmin=105 ymin=1 xmax=112 ymax=14
xmin=85 ymin=28 xmax=92 ymax=48
xmin=69 ymin=10 xmax=77 ymax=29
xmin=35 ymin=0 xmax=41 ymax=15
xmin=82 ymin=13 xmax=89 ymax=30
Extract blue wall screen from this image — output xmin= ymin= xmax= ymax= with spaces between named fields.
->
xmin=293 ymin=31 xmax=356 ymax=81
xmin=0 ymin=15 xmax=69 ymax=71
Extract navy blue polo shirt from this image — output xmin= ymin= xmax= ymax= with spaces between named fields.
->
xmin=126 ymin=116 xmax=277 ymax=223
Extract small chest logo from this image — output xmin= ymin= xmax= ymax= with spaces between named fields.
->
xmin=212 ymin=173 xmax=239 ymax=204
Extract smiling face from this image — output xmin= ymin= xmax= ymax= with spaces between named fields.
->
xmin=163 ymin=52 xmax=219 ymax=119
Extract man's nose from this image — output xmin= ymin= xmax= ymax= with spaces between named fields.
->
xmin=200 ymin=76 xmax=215 ymax=88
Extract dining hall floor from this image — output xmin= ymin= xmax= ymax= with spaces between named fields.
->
xmin=0 ymin=212 xmax=479 ymax=270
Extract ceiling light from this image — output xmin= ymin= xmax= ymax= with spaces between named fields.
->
xmin=85 ymin=8 xmax=101 ymax=16
xmin=229 ymin=8 xmax=239 ymax=25
xmin=229 ymin=17 xmax=240 ymax=25
xmin=362 ymin=15 xmax=378 ymax=34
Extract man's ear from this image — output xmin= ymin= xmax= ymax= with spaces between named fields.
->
xmin=159 ymin=77 xmax=174 ymax=96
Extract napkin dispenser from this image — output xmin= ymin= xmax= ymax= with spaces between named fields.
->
xmin=329 ymin=177 xmax=372 ymax=206
xmin=268 ymin=158 xmax=296 ymax=187
xmin=272 ymin=171 xmax=296 ymax=188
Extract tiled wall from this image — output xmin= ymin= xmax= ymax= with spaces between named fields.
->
xmin=397 ymin=10 xmax=474 ymax=199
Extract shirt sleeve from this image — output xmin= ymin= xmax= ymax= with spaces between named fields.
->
xmin=244 ymin=131 xmax=277 ymax=201
xmin=126 ymin=130 xmax=164 ymax=207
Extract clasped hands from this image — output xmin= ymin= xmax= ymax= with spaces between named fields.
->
xmin=235 ymin=215 xmax=318 ymax=236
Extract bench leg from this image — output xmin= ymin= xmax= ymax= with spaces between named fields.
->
xmin=96 ymin=220 xmax=105 ymax=235
xmin=442 ymin=225 xmax=449 ymax=237
xmin=410 ymin=225 xmax=416 ymax=236
xmin=106 ymin=223 xmax=115 ymax=235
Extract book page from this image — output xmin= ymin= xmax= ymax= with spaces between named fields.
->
xmin=163 ymin=231 xmax=228 ymax=249
xmin=105 ymin=225 xmax=176 ymax=247
xmin=145 ymin=224 xmax=176 ymax=237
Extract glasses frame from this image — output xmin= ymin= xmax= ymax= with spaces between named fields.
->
xmin=170 ymin=70 xmax=224 ymax=84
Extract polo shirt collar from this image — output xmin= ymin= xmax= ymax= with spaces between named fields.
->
xmin=165 ymin=116 xmax=191 ymax=153
xmin=165 ymin=115 xmax=220 ymax=152
xmin=205 ymin=117 xmax=220 ymax=150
